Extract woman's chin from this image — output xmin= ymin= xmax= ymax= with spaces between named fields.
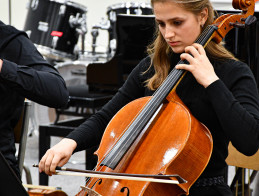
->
xmin=170 ymin=46 xmax=184 ymax=54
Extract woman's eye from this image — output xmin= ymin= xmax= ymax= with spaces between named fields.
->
xmin=174 ymin=21 xmax=182 ymax=26
xmin=157 ymin=22 xmax=165 ymax=27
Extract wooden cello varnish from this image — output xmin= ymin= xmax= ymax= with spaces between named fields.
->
xmin=76 ymin=93 xmax=212 ymax=195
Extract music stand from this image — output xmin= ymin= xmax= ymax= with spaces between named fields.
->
xmin=0 ymin=151 xmax=29 ymax=196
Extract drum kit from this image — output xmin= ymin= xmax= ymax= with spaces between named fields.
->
xmin=24 ymin=0 xmax=153 ymax=74
xmin=23 ymin=0 xmax=154 ymax=130
xmin=24 ymin=0 xmax=153 ymax=62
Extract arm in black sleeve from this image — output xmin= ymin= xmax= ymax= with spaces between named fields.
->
xmin=206 ymin=61 xmax=259 ymax=156
xmin=0 ymin=33 xmax=69 ymax=108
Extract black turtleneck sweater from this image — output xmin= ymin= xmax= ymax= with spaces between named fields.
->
xmin=67 ymin=54 xmax=259 ymax=179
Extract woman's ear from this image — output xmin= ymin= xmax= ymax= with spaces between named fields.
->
xmin=199 ymin=7 xmax=209 ymax=26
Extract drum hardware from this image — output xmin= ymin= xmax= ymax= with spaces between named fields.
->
xmin=80 ymin=33 xmax=86 ymax=59
xmin=123 ymin=2 xmax=146 ymax=16
xmin=70 ymin=12 xmax=88 ymax=58
xmin=88 ymin=2 xmax=153 ymax=59
xmin=24 ymin=0 xmax=87 ymax=61
xmin=89 ymin=18 xmax=109 ymax=54
xmin=38 ymin=21 xmax=49 ymax=32
xmin=109 ymin=39 xmax=117 ymax=58
xmin=91 ymin=28 xmax=99 ymax=55
xmin=107 ymin=2 xmax=153 ymax=22
xmin=92 ymin=18 xmax=111 ymax=31
xmin=69 ymin=12 xmax=88 ymax=34
xmin=30 ymin=0 xmax=39 ymax=11
xmin=52 ymin=36 xmax=59 ymax=51
xmin=59 ymin=4 xmax=66 ymax=15
xmin=73 ymin=17 xmax=111 ymax=63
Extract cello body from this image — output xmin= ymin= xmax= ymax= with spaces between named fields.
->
xmin=77 ymin=92 xmax=213 ymax=196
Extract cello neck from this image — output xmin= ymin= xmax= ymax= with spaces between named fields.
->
xmin=100 ymin=25 xmax=218 ymax=169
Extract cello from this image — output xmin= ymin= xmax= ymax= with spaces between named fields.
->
xmin=74 ymin=0 xmax=256 ymax=195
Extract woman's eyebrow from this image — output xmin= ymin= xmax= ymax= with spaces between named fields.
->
xmin=156 ymin=16 xmax=185 ymax=22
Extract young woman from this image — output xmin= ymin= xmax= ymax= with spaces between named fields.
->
xmin=39 ymin=0 xmax=259 ymax=195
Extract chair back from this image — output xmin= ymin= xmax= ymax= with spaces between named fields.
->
xmin=226 ymin=143 xmax=259 ymax=170
xmin=0 ymin=151 xmax=29 ymax=196
xmin=14 ymin=100 xmax=32 ymax=175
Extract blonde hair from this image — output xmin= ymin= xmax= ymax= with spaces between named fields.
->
xmin=146 ymin=0 xmax=236 ymax=90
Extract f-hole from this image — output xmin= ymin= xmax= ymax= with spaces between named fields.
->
xmin=120 ymin=187 xmax=130 ymax=196
xmin=90 ymin=178 xmax=102 ymax=189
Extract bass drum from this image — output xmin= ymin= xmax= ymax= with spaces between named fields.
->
xmin=55 ymin=60 xmax=89 ymax=87
xmin=24 ymin=0 xmax=87 ymax=61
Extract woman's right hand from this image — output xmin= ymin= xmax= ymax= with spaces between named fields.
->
xmin=38 ymin=138 xmax=77 ymax=176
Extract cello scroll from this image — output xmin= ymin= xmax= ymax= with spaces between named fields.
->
xmin=212 ymin=0 xmax=255 ymax=43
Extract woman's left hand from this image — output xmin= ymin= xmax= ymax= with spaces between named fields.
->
xmin=175 ymin=43 xmax=219 ymax=88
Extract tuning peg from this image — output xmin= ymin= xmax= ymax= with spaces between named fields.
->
xmin=244 ymin=15 xmax=257 ymax=26
xmin=229 ymin=22 xmax=245 ymax=28
xmin=230 ymin=15 xmax=257 ymax=28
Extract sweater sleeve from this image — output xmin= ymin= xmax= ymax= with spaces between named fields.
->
xmin=206 ymin=62 xmax=259 ymax=156
xmin=0 ymin=33 xmax=69 ymax=108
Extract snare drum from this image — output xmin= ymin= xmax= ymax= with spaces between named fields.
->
xmin=107 ymin=2 xmax=153 ymax=22
xmin=106 ymin=2 xmax=153 ymax=51
xmin=24 ymin=0 xmax=87 ymax=61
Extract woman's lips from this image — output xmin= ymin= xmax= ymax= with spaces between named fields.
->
xmin=168 ymin=41 xmax=180 ymax=47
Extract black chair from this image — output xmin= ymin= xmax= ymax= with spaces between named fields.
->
xmin=226 ymin=143 xmax=259 ymax=195
xmin=14 ymin=100 xmax=32 ymax=184
xmin=0 ymin=151 xmax=29 ymax=196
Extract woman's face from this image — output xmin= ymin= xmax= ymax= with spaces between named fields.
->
xmin=153 ymin=1 xmax=205 ymax=54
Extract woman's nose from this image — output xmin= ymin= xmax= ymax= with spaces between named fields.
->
xmin=164 ymin=26 xmax=175 ymax=39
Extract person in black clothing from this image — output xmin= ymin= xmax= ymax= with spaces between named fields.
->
xmin=0 ymin=21 xmax=69 ymax=179
xmin=39 ymin=0 xmax=259 ymax=195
